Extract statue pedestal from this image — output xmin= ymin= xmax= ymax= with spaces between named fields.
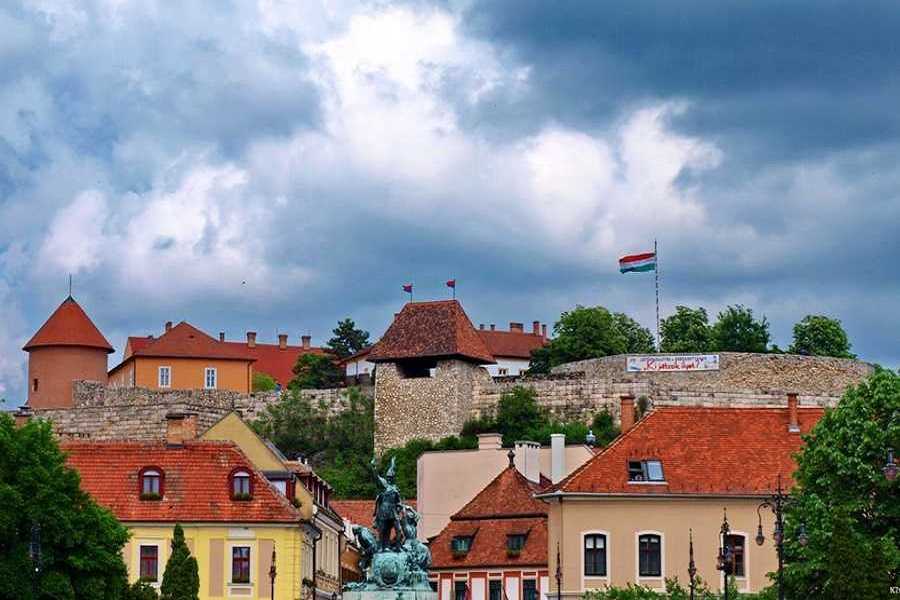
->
xmin=344 ymin=590 xmax=437 ymax=600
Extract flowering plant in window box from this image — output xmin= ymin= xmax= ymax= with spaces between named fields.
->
xmin=231 ymin=492 xmax=253 ymax=501
xmin=452 ymin=549 xmax=469 ymax=559
xmin=506 ymin=548 xmax=522 ymax=558
xmin=139 ymin=492 xmax=162 ymax=501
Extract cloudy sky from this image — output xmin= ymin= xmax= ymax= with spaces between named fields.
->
xmin=2 ymin=0 xmax=899 ymax=402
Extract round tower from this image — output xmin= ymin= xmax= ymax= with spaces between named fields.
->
xmin=23 ymin=296 xmax=114 ymax=409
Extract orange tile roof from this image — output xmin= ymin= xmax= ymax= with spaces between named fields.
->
xmin=545 ymin=406 xmax=824 ymax=497
xmin=431 ymin=466 xmax=548 ymax=569
xmin=63 ymin=440 xmax=300 ymax=523
xmin=222 ymin=341 xmax=332 ymax=387
xmin=331 ymin=499 xmax=416 ymax=529
xmin=476 ymin=330 xmax=546 ymax=359
xmin=368 ymin=300 xmax=495 ymax=364
xmin=112 ymin=322 xmax=256 ymax=370
xmin=23 ymin=296 xmax=114 ymax=353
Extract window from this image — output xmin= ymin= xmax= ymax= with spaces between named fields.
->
xmin=139 ymin=468 xmax=163 ymax=499
xmin=489 ymin=580 xmax=502 ymax=600
xmin=724 ymin=534 xmax=746 ymax=577
xmin=139 ymin=545 xmax=159 ymax=581
xmin=498 ymin=368 xmax=509 ymax=376
xmin=158 ymin=366 xmax=171 ymax=388
xmin=204 ymin=367 xmax=217 ymax=389
xmin=231 ymin=469 xmax=252 ymax=499
xmin=638 ymin=534 xmax=662 ymax=577
xmin=451 ymin=536 xmax=473 ymax=555
xmin=232 ymin=546 xmax=251 ymax=583
xmin=523 ymin=580 xmax=537 ymax=600
xmin=627 ymin=460 xmax=665 ymax=482
xmin=454 ymin=581 xmax=468 ymax=600
xmin=507 ymin=534 xmax=527 ymax=553
xmin=584 ymin=534 xmax=607 ymax=577
xmin=33 ymin=378 xmax=38 ymax=392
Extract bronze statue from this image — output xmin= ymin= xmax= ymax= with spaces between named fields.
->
xmin=371 ymin=456 xmax=403 ymax=550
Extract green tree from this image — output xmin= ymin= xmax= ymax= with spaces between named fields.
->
xmin=781 ymin=369 xmax=900 ymax=599
xmin=123 ymin=580 xmax=159 ymax=600
xmin=710 ymin=305 xmax=770 ymax=352
xmin=612 ymin=312 xmax=656 ymax=353
xmin=590 ymin=408 xmax=620 ymax=447
xmin=159 ymin=524 xmax=199 ymax=600
xmin=0 ymin=414 xmax=130 ymax=600
xmin=252 ymin=389 xmax=329 ymax=461
xmin=495 ymin=387 xmax=547 ymax=446
xmin=327 ymin=318 xmax=371 ymax=359
xmin=660 ymin=306 xmax=713 ymax=353
xmin=290 ymin=353 xmax=343 ymax=389
xmin=788 ymin=315 xmax=855 ymax=358
xmin=252 ymin=371 xmax=277 ymax=392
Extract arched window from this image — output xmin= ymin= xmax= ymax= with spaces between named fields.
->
xmin=139 ymin=467 xmax=164 ymax=499
xmin=231 ymin=469 xmax=253 ymax=499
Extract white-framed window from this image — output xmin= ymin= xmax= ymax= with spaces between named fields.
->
xmin=133 ymin=539 xmax=165 ymax=588
xmin=635 ymin=531 xmax=665 ymax=587
xmin=231 ymin=545 xmax=251 ymax=584
xmin=158 ymin=366 xmax=171 ymax=388
xmin=204 ymin=367 xmax=217 ymax=389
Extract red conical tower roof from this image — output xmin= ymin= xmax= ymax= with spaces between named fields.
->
xmin=23 ymin=296 xmax=114 ymax=353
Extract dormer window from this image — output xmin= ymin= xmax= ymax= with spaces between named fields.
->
xmin=628 ymin=460 xmax=665 ymax=482
xmin=451 ymin=536 xmax=473 ymax=556
xmin=139 ymin=467 xmax=164 ymax=500
xmin=507 ymin=533 xmax=527 ymax=555
xmin=231 ymin=469 xmax=252 ymax=500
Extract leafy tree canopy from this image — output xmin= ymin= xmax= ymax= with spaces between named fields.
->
xmin=660 ymin=306 xmax=713 ymax=353
xmin=327 ymin=318 xmax=371 ymax=359
xmin=252 ymin=371 xmax=277 ymax=392
xmin=529 ymin=306 xmax=653 ymax=373
xmin=0 ymin=414 xmax=130 ymax=600
xmin=159 ymin=524 xmax=199 ymax=600
xmin=710 ymin=305 xmax=770 ymax=353
xmin=782 ymin=368 xmax=899 ymax=599
xmin=788 ymin=314 xmax=855 ymax=359
xmin=290 ymin=353 xmax=343 ymax=390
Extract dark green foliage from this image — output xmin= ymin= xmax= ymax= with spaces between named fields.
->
xmin=788 ymin=314 xmax=855 ymax=358
xmin=290 ymin=353 xmax=343 ymax=390
xmin=123 ymin=580 xmax=159 ymax=600
xmin=581 ymin=577 xmax=766 ymax=599
xmin=0 ymin=414 xmax=130 ymax=600
xmin=496 ymin=387 xmax=546 ymax=446
xmin=529 ymin=306 xmax=652 ymax=373
xmin=252 ymin=371 xmax=277 ymax=392
xmin=590 ymin=408 xmax=620 ymax=447
xmin=660 ymin=306 xmax=713 ymax=353
xmin=327 ymin=318 xmax=371 ymax=359
xmin=781 ymin=369 xmax=899 ymax=599
xmin=159 ymin=524 xmax=199 ymax=600
xmin=710 ymin=305 xmax=770 ymax=352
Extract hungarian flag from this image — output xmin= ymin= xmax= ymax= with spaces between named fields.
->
xmin=446 ymin=279 xmax=456 ymax=288
xmin=619 ymin=251 xmax=656 ymax=273
xmin=402 ymin=284 xmax=413 ymax=293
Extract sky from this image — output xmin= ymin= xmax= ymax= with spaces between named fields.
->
xmin=2 ymin=0 xmax=899 ymax=403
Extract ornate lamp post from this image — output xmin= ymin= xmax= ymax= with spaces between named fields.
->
xmin=884 ymin=448 xmax=898 ymax=482
xmin=687 ymin=529 xmax=697 ymax=600
xmin=715 ymin=509 xmax=733 ymax=600
xmin=269 ymin=547 xmax=277 ymax=600
xmin=555 ymin=542 xmax=562 ymax=600
xmin=755 ymin=476 xmax=808 ymax=600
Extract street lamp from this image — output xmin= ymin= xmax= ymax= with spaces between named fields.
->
xmin=687 ymin=529 xmax=697 ymax=600
xmin=755 ymin=476 xmax=807 ymax=600
xmin=585 ymin=430 xmax=596 ymax=447
xmin=269 ymin=547 xmax=277 ymax=600
xmin=715 ymin=509 xmax=733 ymax=600
xmin=884 ymin=448 xmax=898 ymax=482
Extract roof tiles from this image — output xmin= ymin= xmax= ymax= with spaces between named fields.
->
xmin=476 ymin=330 xmax=546 ymax=359
xmin=23 ymin=296 xmax=114 ymax=353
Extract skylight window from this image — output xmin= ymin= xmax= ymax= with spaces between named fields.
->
xmin=628 ymin=460 xmax=665 ymax=482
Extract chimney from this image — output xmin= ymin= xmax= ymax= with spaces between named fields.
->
xmin=551 ymin=433 xmax=566 ymax=484
xmin=166 ymin=412 xmax=198 ymax=446
xmin=542 ymin=324 xmax=548 ymax=339
xmin=509 ymin=322 xmax=524 ymax=333
xmin=219 ymin=332 xmax=225 ymax=342
xmin=620 ymin=394 xmax=636 ymax=432
xmin=165 ymin=321 xmax=173 ymax=333
xmin=787 ymin=392 xmax=800 ymax=433
xmin=533 ymin=321 xmax=541 ymax=336
xmin=514 ymin=441 xmax=540 ymax=483
xmin=246 ymin=331 xmax=257 ymax=348
xmin=301 ymin=335 xmax=311 ymax=349
xmin=278 ymin=334 xmax=288 ymax=350
xmin=480 ymin=324 xmax=485 ymax=330
xmin=490 ymin=324 xmax=496 ymax=331
xmin=477 ymin=433 xmax=502 ymax=451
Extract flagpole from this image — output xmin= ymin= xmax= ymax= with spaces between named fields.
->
xmin=655 ymin=239 xmax=660 ymax=350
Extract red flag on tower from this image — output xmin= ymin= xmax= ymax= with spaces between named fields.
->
xmin=402 ymin=283 xmax=413 ymax=293
xmin=446 ymin=278 xmax=456 ymax=299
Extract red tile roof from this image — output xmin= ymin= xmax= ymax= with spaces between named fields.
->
xmin=23 ymin=296 xmax=114 ymax=353
xmin=368 ymin=300 xmax=495 ymax=364
xmin=331 ymin=499 xmax=416 ymax=529
xmin=63 ymin=440 xmax=300 ymax=523
xmin=222 ymin=341 xmax=332 ymax=387
xmin=431 ymin=466 xmax=547 ymax=569
xmin=110 ymin=323 xmax=256 ymax=373
xmin=544 ymin=407 xmax=824 ymax=497
xmin=476 ymin=330 xmax=546 ymax=359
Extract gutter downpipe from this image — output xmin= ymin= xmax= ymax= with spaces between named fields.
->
xmin=308 ymin=521 xmax=323 ymax=600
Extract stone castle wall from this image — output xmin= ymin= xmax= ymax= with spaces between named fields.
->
xmin=28 ymin=381 xmax=372 ymax=441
